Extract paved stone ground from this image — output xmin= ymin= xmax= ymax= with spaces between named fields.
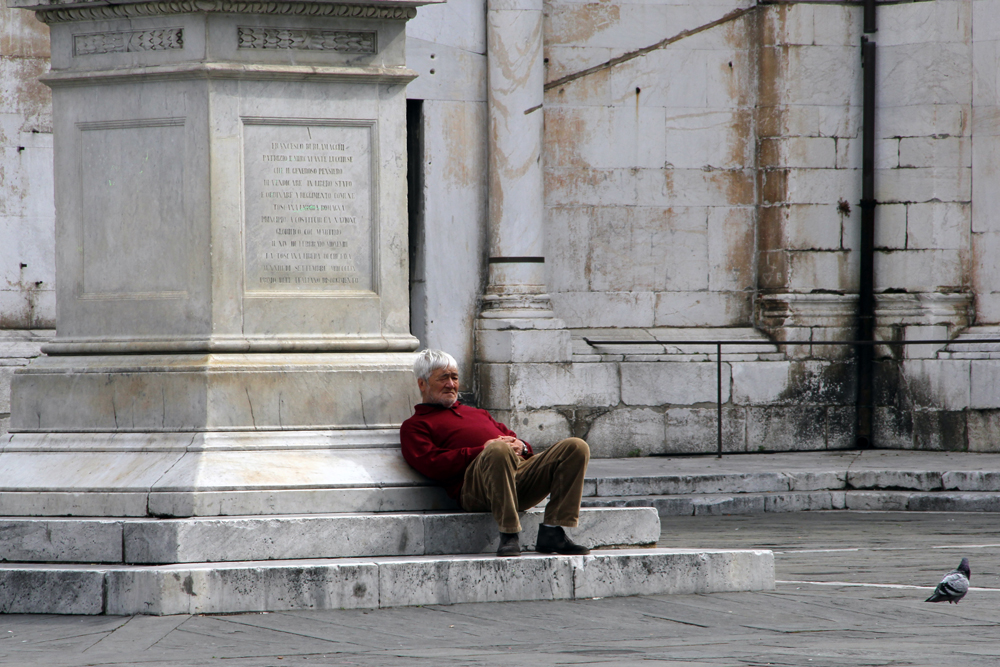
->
xmin=4 ymin=511 xmax=1000 ymax=666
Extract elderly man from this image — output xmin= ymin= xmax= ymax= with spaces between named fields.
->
xmin=400 ymin=349 xmax=591 ymax=557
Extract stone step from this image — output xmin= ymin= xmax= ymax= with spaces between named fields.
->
xmin=585 ymin=468 xmax=1000 ymax=497
xmin=0 ymin=548 xmax=775 ymax=615
xmin=0 ymin=507 xmax=659 ymax=564
xmin=584 ymin=490 xmax=1000 ymax=515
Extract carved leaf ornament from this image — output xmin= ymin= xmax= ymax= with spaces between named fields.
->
xmin=74 ymin=28 xmax=183 ymax=55
xmin=238 ymin=27 xmax=376 ymax=53
xmin=37 ymin=2 xmax=416 ymax=23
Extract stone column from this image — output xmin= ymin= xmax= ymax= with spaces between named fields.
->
xmin=476 ymin=0 xmax=570 ymax=364
xmin=2 ymin=0 xmax=451 ymax=517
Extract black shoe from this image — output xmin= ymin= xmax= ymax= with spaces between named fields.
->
xmin=535 ymin=525 xmax=590 ymax=555
xmin=497 ymin=532 xmax=521 ymax=557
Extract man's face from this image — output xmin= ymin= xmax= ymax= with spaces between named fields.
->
xmin=418 ymin=366 xmax=460 ymax=407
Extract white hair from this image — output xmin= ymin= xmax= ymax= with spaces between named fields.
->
xmin=413 ymin=349 xmax=459 ymax=382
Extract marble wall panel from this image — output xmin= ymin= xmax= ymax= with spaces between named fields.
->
xmin=550 ymin=291 xmax=655 ymax=328
xmin=875 ymin=167 xmax=972 ymax=205
xmin=406 ymin=0 xmax=486 ymax=55
xmin=902 ymin=359 xmax=972 ymax=411
xmin=509 ymin=362 xmax=620 ymax=409
xmin=758 ymin=104 xmax=860 ymax=140
xmin=0 ymin=10 xmax=55 ymax=328
xmin=875 ymin=249 xmax=966 ymax=293
xmin=878 ymin=0 xmax=972 ymax=47
xmin=409 ymin=99 xmax=487 ymax=378
xmin=662 ymin=109 xmax=754 ymax=170
xmin=906 ymin=202 xmax=971 ymax=250
xmin=876 ymin=204 xmax=908 ymax=249
xmin=879 ymin=104 xmax=970 ymax=140
xmin=653 ymin=291 xmax=751 ymax=328
xmin=585 ymin=407 xmax=664 ymax=457
xmin=545 ymin=206 xmax=590 ymax=292
xmin=707 ymin=206 xmax=754 ymax=292
xmin=878 ymin=42 xmax=973 ymax=108
xmin=620 ymin=361 xmax=729 ymax=406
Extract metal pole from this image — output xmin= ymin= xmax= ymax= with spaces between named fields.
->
xmin=857 ymin=0 xmax=877 ymax=449
xmin=717 ymin=342 xmax=723 ymax=458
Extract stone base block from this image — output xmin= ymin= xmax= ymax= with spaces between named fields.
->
xmin=11 ymin=352 xmax=421 ymax=432
xmin=0 ymin=430 xmax=453 ymax=517
xmin=0 ymin=549 xmax=775 ymax=615
xmin=0 ymin=507 xmax=660 ymax=564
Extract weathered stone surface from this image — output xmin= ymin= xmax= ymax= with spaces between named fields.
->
xmin=731 ymin=362 xmax=790 ymax=405
xmin=902 ymin=360 xmax=973 ymax=410
xmin=907 ymin=492 xmax=1000 ymax=512
xmin=124 ymin=515 xmax=425 ymax=565
xmin=692 ymin=494 xmax=765 ymax=516
xmin=147 ymin=486 xmax=456 ymax=518
xmin=0 ymin=491 xmax=149 ymax=517
xmin=379 ymin=554 xmax=574 ymax=607
xmin=664 ymin=407 xmax=747 ymax=454
xmin=597 ymin=472 xmax=789 ymax=497
xmin=422 ymin=507 xmax=658 ymax=555
xmin=621 ymin=361 xmax=728 ymax=406
xmin=762 ymin=491 xmax=838 ymax=512
xmin=941 ymin=471 xmax=1000 ymax=491
xmin=0 ymin=566 xmax=104 ymax=614
xmin=787 ymin=471 xmax=845 ymax=491
xmin=844 ymin=491 xmax=912 ymax=511
xmin=971 ymin=361 xmax=1000 ymax=409
xmin=13 ymin=547 xmax=775 ymax=615
xmin=106 ymin=561 xmax=381 ymax=616
xmin=0 ymin=519 xmax=122 ymax=563
xmin=476 ymin=329 xmax=573 ymax=364
xmin=968 ymin=410 xmax=1000 ymax=452
xmin=574 ymin=549 xmax=774 ymax=599
xmin=747 ymin=406 xmax=828 ymax=452
xmin=510 ymin=362 xmax=620 ymax=409
xmin=586 ymin=407 xmax=664 ymax=457
xmin=10 ymin=508 xmax=655 ymax=564
xmin=846 ymin=470 xmax=944 ymax=492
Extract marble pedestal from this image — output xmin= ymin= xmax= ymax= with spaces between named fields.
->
xmin=4 ymin=0 xmax=439 ymax=516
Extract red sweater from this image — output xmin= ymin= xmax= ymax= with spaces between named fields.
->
xmin=400 ymin=402 xmax=533 ymax=500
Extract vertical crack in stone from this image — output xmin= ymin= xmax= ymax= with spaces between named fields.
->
xmin=245 ymin=388 xmax=257 ymax=430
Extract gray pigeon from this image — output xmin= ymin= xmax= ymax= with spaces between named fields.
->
xmin=925 ymin=558 xmax=970 ymax=604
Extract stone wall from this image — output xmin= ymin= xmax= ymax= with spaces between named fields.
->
xmin=3 ymin=0 xmax=1000 ymax=454
xmin=476 ymin=0 xmax=1000 ymax=455
xmin=544 ymin=0 xmax=757 ymax=329
xmin=0 ymin=6 xmax=55 ymax=329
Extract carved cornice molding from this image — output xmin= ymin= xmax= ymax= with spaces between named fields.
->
xmin=758 ymin=292 xmax=973 ymax=329
xmin=34 ymin=2 xmax=417 ymax=24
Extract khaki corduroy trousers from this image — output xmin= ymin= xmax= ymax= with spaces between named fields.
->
xmin=459 ymin=437 xmax=590 ymax=534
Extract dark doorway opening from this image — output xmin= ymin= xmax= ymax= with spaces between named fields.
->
xmin=406 ymin=99 xmax=426 ymax=345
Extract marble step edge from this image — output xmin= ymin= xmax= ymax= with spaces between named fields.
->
xmin=583 ymin=490 xmax=1000 ymax=515
xmin=0 ymin=548 xmax=775 ymax=616
xmin=0 ymin=507 xmax=659 ymax=564
xmin=585 ymin=469 xmax=1000 ymax=497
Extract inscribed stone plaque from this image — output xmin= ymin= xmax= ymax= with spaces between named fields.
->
xmin=243 ymin=119 xmax=375 ymax=294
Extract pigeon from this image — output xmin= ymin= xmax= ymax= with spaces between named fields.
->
xmin=925 ymin=558 xmax=971 ymax=604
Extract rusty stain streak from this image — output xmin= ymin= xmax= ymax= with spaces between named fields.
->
xmin=543 ymin=6 xmax=756 ymax=92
